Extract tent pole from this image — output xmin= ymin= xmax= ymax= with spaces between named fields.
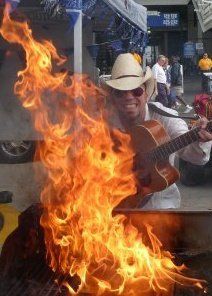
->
xmin=74 ymin=10 xmax=82 ymax=73
xmin=66 ymin=8 xmax=83 ymax=74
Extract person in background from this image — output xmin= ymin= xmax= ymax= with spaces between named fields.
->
xmin=170 ymin=56 xmax=193 ymax=113
xmin=152 ymin=55 xmax=169 ymax=107
xmin=163 ymin=57 xmax=171 ymax=89
xmin=132 ymin=51 xmax=142 ymax=65
xmin=198 ymin=53 xmax=212 ymax=92
xmin=104 ymin=53 xmax=212 ymax=209
xmin=163 ymin=57 xmax=177 ymax=108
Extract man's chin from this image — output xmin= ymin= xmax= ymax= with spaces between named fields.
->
xmin=125 ymin=111 xmax=140 ymax=120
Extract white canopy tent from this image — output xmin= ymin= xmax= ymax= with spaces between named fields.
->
xmin=136 ymin=0 xmax=190 ymax=4
xmin=192 ymin=0 xmax=212 ymax=32
xmin=68 ymin=0 xmax=147 ymax=73
xmin=103 ymin=0 xmax=147 ymax=32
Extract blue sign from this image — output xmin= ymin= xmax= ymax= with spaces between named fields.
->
xmin=183 ymin=42 xmax=196 ymax=57
xmin=147 ymin=12 xmax=179 ymax=27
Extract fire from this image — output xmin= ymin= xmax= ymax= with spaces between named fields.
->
xmin=0 ymin=4 xmax=206 ymax=295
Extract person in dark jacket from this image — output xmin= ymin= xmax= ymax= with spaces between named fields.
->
xmin=170 ymin=56 xmax=193 ymax=113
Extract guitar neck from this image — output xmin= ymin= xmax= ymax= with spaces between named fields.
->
xmin=149 ymin=121 xmax=212 ymax=161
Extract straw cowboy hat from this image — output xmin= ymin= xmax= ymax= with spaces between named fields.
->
xmin=105 ymin=53 xmax=155 ymax=99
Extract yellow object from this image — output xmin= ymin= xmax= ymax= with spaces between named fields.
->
xmin=133 ymin=53 xmax=142 ymax=64
xmin=198 ymin=58 xmax=212 ymax=71
xmin=0 ymin=204 xmax=19 ymax=245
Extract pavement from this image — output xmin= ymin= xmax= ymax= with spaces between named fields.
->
xmin=183 ymin=74 xmax=203 ymax=105
xmin=174 ymin=74 xmax=212 ymax=212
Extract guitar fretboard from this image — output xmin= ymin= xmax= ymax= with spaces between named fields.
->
xmin=148 ymin=121 xmax=212 ymax=162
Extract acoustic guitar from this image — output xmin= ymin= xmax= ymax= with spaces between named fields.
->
xmin=130 ymin=119 xmax=212 ymax=198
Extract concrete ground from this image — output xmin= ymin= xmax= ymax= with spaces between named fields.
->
xmin=176 ymin=74 xmax=212 ymax=211
xmin=0 ymin=159 xmax=211 ymax=213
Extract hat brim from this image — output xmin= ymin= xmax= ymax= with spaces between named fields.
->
xmin=105 ymin=67 xmax=155 ymax=100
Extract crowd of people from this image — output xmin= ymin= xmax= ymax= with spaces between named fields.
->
xmin=131 ymin=52 xmax=212 ymax=111
xmin=151 ymin=54 xmax=193 ymax=113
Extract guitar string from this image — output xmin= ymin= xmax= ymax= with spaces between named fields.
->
xmin=146 ymin=126 xmax=202 ymax=162
xmin=134 ymin=121 xmax=212 ymax=170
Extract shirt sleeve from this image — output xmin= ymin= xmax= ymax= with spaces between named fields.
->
xmin=178 ymin=140 xmax=211 ymax=165
xmin=152 ymin=65 xmax=158 ymax=80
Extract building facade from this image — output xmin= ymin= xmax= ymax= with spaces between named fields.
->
xmin=137 ymin=0 xmax=212 ymax=65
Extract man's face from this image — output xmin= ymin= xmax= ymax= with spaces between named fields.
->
xmin=203 ymin=54 xmax=208 ymax=59
xmin=158 ymin=58 xmax=166 ymax=66
xmin=112 ymin=86 xmax=147 ymax=121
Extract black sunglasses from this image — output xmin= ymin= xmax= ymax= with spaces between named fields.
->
xmin=113 ymin=87 xmax=144 ymax=98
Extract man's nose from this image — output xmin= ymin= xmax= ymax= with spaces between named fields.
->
xmin=122 ymin=90 xmax=134 ymax=98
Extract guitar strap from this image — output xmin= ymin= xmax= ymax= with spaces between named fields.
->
xmin=148 ymin=102 xmax=200 ymax=120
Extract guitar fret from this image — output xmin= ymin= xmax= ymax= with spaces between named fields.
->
xmin=180 ymin=135 xmax=187 ymax=147
xmin=152 ymin=149 xmax=157 ymax=159
xmin=173 ymin=137 xmax=182 ymax=150
xmin=187 ymin=129 xmax=194 ymax=142
xmin=160 ymin=147 xmax=167 ymax=158
xmin=164 ymin=146 xmax=171 ymax=158
xmin=169 ymin=141 xmax=177 ymax=154
xmin=166 ymin=141 xmax=172 ymax=154
xmin=154 ymin=145 xmax=169 ymax=161
xmin=182 ymin=134 xmax=189 ymax=146
xmin=156 ymin=148 xmax=164 ymax=159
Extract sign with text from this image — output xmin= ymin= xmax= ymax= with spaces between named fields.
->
xmin=147 ymin=12 xmax=179 ymax=27
xmin=183 ymin=42 xmax=196 ymax=57
xmin=195 ymin=42 xmax=204 ymax=54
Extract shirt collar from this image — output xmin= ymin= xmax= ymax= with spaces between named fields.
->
xmin=145 ymin=103 xmax=151 ymax=121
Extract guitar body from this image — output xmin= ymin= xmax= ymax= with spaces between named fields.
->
xmin=130 ymin=120 xmax=180 ymax=198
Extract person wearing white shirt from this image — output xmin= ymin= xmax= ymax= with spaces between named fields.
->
xmin=152 ymin=55 xmax=169 ymax=107
xmin=170 ymin=55 xmax=193 ymax=113
xmin=105 ymin=53 xmax=212 ymax=209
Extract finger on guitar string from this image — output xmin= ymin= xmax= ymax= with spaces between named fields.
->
xmin=196 ymin=116 xmax=208 ymax=129
xmin=198 ymin=129 xmax=212 ymax=142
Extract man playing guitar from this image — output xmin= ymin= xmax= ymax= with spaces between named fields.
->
xmin=105 ymin=53 xmax=212 ymax=209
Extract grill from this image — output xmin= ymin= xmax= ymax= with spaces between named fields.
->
xmin=115 ymin=209 xmax=212 ymax=296
xmin=0 ymin=205 xmax=212 ymax=295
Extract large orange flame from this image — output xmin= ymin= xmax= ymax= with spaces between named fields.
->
xmin=0 ymin=4 xmax=206 ymax=295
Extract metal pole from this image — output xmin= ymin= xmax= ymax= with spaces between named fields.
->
xmin=66 ymin=9 xmax=83 ymax=74
xmin=74 ymin=10 xmax=82 ymax=74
